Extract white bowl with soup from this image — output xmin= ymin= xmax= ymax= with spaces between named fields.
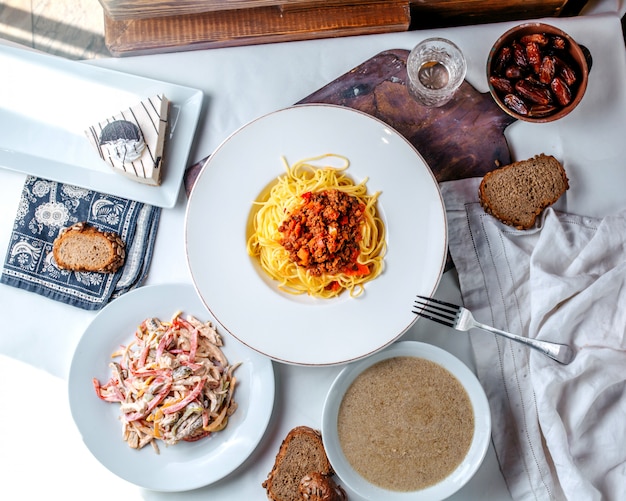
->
xmin=322 ymin=341 xmax=490 ymax=500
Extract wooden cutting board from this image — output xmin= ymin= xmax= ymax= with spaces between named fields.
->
xmin=297 ymin=49 xmax=516 ymax=182
xmin=185 ymin=48 xmax=516 ymax=193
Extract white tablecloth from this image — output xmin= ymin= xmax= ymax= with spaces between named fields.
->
xmin=442 ymin=178 xmax=626 ymax=500
xmin=1 ymin=7 xmax=626 ymax=501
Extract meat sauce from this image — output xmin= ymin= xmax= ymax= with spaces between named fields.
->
xmin=278 ymin=189 xmax=368 ymax=279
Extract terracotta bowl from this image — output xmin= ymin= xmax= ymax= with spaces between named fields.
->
xmin=487 ymin=23 xmax=589 ymax=123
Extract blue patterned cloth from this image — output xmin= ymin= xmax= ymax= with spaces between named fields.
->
xmin=1 ymin=176 xmax=160 ymax=310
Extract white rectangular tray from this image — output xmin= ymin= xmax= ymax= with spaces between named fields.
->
xmin=0 ymin=44 xmax=203 ymax=208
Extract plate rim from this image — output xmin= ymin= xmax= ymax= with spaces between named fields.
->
xmin=67 ymin=282 xmax=275 ymax=492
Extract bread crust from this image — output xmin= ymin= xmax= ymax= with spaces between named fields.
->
xmin=52 ymin=222 xmax=126 ymax=273
xmin=262 ymin=426 xmax=345 ymax=501
xmin=478 ymin=154 xmax=569 ymax=230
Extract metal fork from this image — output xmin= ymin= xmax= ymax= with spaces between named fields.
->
xmin=413 ymin=296 xmax=575 ymax=365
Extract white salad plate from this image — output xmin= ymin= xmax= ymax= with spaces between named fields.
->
xmin=68 ymin=283 xmax=275 ymax=492
xmin=322 ymin=341 xmax=491 ymax=500
xmin=0 ymin=44 xmax=202 ymax=208
xmin=185 ymin=104 xmax=448 ymax=366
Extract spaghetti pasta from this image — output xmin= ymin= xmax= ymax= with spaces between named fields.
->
xmin=247 ymin=154 xmax=385 ymax=298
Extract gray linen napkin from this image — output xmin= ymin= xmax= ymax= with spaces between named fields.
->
xmin=1 ymin=176 xmax=160 ymax=310
xmin=441 ymin=178 xmax=626 ymax=501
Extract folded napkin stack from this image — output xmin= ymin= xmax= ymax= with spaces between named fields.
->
xmin=441 ymin=178 xmax=626 ymax=501
xmin=1 ymin=176 xmax=160 ymax=310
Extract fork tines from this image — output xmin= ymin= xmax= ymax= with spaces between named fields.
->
xmin=412 ymin=295 xmax=459 ymax=328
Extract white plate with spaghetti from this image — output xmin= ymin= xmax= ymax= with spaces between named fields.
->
xmin=68 ymin=283 xmax=275 ymax=492
xmin=185 ymin=104 xmax=447 ymax=366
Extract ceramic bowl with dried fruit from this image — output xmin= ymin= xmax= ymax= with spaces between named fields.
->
xmin=487 ymin=23 xmax=590 ymax=123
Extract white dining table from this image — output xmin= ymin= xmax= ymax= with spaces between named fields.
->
xmin=1 ymin=2 xmax=625 ymax=499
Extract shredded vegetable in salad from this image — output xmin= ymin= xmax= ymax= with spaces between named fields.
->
xmin=93 ymin=311 xmax=240 ymax=453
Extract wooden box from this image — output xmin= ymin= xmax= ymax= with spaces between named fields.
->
xmin=101 ymin=0 xmax=587 ymax=57
xmin=103 ymin=0 xmax=411 ymax=56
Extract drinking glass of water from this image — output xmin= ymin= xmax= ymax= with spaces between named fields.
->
xmin=407 ymin=38 xmax=467 ymax=107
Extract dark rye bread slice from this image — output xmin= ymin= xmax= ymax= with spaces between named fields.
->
xmin=478 ymin=154 xmax=569 ymax=230
xmin=52 ymin=222 xmax=126 ymax=273
xmin=262 ymin=426 xmax=345 ymax=501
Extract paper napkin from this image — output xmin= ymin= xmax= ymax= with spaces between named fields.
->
xmin=441 ymin=178 xmax=626 ymax=501
xmin=1 ymin=176 xmax=160 ymax=310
